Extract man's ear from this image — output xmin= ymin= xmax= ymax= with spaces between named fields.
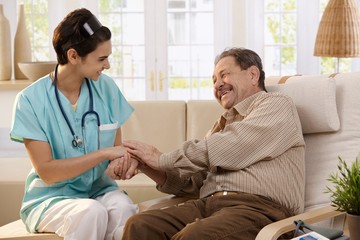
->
xmin=249 ymin=65 xmax=260 ymax=86
xmin=66 ymin=48 xmax=80 ymax=65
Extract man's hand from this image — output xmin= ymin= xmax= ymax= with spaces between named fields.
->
xmin=123 ymin=140 xmax=162 ymax=170
xmin=107 ymin=152 xmax=139 ymax=180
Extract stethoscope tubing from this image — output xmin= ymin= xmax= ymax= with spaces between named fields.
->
xmin=53 ymin=64 xmax=100 ymax=150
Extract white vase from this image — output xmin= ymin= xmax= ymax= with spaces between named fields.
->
xmin=0 ymin=4 xmax=12 ymax=80
xmin=14 ymin=4 xmax=31 ymax=79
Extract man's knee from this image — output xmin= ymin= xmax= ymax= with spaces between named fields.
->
xmin=172 ymin=218 xmax=204 ymax=240
xmin=124 ymin=213 xmax=144 ymax=228
xmin=123 ymin=213 xmax=153 ymax=240
xmin=124 ymin=213 xmax=156 ymax=232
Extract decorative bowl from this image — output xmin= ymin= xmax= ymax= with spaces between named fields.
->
xmin=17 ymin=61 xmax=57 ymax=81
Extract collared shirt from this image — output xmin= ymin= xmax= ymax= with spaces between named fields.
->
xmin=158 ymin=91 xmax=305 ymax=214
xmin=10 ymin=73 xmax=133 ymax=232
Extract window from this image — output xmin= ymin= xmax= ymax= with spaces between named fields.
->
xmin=167 ymin=0 xmax=215 ymax=100
xmin=9 ymin=0 xmax=359 ymax=96
xmin=264 ymin=0 xmax=297 ymax=76
xmin=249 ymin=0 xmax=360 ymax=76
xmin=23 ymin=0 xmax=50 ymax=60
xmin=99 ymin=0 xmax=146 ymax=100
xmin=15 ymin=0 xmax=229 ymax=100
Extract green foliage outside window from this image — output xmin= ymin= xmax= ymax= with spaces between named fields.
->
xmin=24 ymin=0 xmax=49 ymax=61
xmin=264 ymin=0 xmax=296 ymax=75
xmin=169 ymin=77 xmax=212 ymax=89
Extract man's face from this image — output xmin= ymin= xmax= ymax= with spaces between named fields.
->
xmin=212 ymin=56 xmax=260 ymax=109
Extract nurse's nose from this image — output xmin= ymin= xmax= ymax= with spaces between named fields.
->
xmin=104 ymin=58 xmax=110 ymax=69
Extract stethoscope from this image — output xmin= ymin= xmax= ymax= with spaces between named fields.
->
xmin=53 ymin=64 xmax=100 ymax=151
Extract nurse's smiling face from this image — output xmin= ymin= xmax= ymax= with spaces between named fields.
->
xmin=80 ymin=40 xmax=112 ymax=81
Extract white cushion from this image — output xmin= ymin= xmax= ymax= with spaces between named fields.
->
xmin=266 ymin=76 xmax=340 ymax=134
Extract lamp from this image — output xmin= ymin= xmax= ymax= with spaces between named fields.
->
xmin=313 ymin=0 xmax=360 ymax=72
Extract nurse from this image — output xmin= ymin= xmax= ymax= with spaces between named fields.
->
xmin=10 ymin=8 xmax=138 ymax=240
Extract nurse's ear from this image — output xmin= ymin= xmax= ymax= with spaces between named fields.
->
xmin=67 ymin=48 xmax=80 ymax=65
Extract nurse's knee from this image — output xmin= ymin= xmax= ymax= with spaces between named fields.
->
xmin=78 ymin=199 xmax=108 ymax=223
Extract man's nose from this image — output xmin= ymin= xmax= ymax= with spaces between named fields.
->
xmin=214 ymin=79 xmax=223 ymax=89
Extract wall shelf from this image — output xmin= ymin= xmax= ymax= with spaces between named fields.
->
xmin=0 ymin=79 xmax=32 ymax=91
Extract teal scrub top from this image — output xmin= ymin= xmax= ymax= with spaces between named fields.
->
xmin=10 ymin=73 xmax=134 ymax=232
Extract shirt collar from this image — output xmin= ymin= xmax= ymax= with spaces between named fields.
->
xmin=232 ymin=91 xmax=266 ymax=117
xmin=214 ymin=91 xmax=266 ymax=131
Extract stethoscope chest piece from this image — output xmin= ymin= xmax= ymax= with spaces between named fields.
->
xmin=72 ymin=136 xmax=83 ymax=147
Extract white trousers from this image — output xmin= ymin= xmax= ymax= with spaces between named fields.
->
xmin=37 ymin=190 xmax=139 ymax=240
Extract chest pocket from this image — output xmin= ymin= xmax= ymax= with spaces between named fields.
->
xmin=99 ymin=122 xmax=118 ymax=148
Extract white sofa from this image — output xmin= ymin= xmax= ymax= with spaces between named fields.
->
xmin=1 ymin=72 xmax=359 ymax=239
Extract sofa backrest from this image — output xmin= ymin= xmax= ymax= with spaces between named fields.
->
xmin=122 ymin=100 xmax=224 ymax=151
xmin=186 ymin=100 xmax=224 ymax=140
xmin=122 ymin=100 xmax=186 ymax=153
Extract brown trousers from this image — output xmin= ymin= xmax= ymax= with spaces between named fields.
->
xmin=122 ymin=193 xmax=294 ymax=240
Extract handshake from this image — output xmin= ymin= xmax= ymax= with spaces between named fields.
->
xmin=106 ymin=140 xmax=162 ymax=181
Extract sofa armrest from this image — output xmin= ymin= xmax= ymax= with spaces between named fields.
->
xmin=138 ymin=195 xmax=194 ymax=212
xmin=0 ymin=219 xmax=63 ymax=240
xmin=255 ymin=205 xmax=344 ymax=240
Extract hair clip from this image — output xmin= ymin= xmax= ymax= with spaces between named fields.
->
xmin=83 ymin=15 xmax=103 ymax=36
xmin=61 ymin=15 xmax=103 ymax=51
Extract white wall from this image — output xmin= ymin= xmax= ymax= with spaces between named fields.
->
xmin=231 ymin=0 xmax=248 ymax=48
xmin=0 ymin=90 xmax=18 ymax=128
xmin=0 ymin=89 xmax=27 ymax=157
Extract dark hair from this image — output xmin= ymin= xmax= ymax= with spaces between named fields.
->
xmin=52 ymin=8 xmax=111 ymax=64
xmin=215 ymin=48 xmax=266 ymax=91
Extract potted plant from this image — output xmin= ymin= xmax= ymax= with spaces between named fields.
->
xmin=326 ymin=156 xmax=360 ymax=239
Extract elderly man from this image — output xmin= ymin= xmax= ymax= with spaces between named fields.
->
xmin=122 ymin=47 xmax=305 ymax=239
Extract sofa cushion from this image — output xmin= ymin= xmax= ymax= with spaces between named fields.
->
xmin=186 ymin=100 xmax=224 ymax=140
xmin=122 ymin=100 xmax=186 ymax=152
xmin=0 ymin=220 xmax=62 ymax=239
xmin=266 ymin=76 xmax=340 ymax=134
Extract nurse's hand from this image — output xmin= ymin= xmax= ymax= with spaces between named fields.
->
xmin=105 ymin=145 xmax=129 ymax=160
xmin=107 ymin=153 xmax=139 ymax=180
